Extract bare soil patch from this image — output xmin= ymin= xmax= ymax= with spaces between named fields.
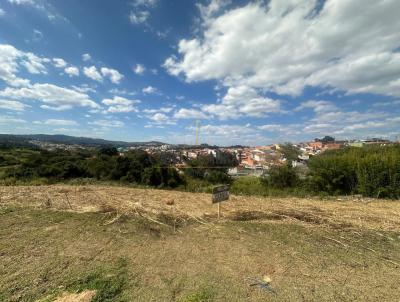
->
xmin=53 ymin=290 xmax=96 ymax=302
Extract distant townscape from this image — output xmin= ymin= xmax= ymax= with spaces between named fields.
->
xmin=1 ymin=133 xmax=396 ymax=178
xmin=7 ymin=135 xmax=398 ymax=176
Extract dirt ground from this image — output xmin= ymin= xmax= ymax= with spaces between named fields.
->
xmin=0 ymin=185 xmax=399 ymax=301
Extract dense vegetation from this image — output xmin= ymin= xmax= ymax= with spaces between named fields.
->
xmin=308 ymin=145 xmax=400 ymax=198
xmin=184 ymin=152 xmax=238 ymax=184
xmin=0 ymin=147 xmax=185 ymax=188
xmin=0 ymin=144 xmax=399 ymax=199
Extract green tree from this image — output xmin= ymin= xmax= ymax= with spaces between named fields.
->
xmin=263 ymin=163 xmax=299 ymax=188
xmin=279 ymin=143 xmax=301 ymax=163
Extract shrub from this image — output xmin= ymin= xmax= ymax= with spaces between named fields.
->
xmin=262 ymin=163 xmax=299 ymax=189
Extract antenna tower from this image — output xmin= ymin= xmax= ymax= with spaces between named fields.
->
xmin=195 ymin=120 xmax=200 ymax=145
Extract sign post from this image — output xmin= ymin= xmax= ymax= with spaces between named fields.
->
xmin=211 ymin=185 xmax=230 ymax=219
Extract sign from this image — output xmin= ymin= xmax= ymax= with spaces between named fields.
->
xmin=212 ymin=185 xmax=230 ymax=204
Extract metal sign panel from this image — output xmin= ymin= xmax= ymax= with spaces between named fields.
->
xmin=212 ymin=185 xmax=230 ymax=204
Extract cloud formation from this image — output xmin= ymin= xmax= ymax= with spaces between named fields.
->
xmin=0 ymin=99 xmax=29 ymax=111
xmin=100 ymin=67 xmax=124 ymax=84
xmin=129 ymin=11 xmax=149 ymax=24
xmin=0 ymin=83 xmax=99 ymax=111
xmin=35 ymin=119 xmax=79 ymax=126
xmin=142 ymin=86 xmax=158 ymax=94
xmin=82 ymin=53 xmax=91 ymax=62
xmin=102 ymin=96 xmax=140 ymax=113
xmin=134 ymin=64 xmax=145 ymax=75
xmin=64 ymin=66 xmax=79 ymax=77
xmin=89 ymin=119 xmax=124 ymax=128
xmin=83 ymin=66 xmax=103 ymax=82
xmin=0 ymin=44 xmax=48 ymax=87
xmin=165 ymin=0 xmax=400 ymax=97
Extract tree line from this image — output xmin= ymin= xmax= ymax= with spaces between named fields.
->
xmin=0 ymin=147 xmax=237 ymax=189
xmin=0 ymin=144 xmax=399 ymax=199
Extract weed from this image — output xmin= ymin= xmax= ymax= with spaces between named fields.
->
xmin=179 ymin=286 xmax=215 ymax=302
xmin=67 ymin=258 xmax=128 ymax=302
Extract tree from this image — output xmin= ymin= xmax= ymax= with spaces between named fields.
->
xmin=98 ymin=146 xmax=118 ymax=156
xmin=279 ymin=143 xmax=301 ymax=163
xmin=315 ymin=136 xmax=335 ymax=143
xmin=262 ymin=163 xmax=299 ymax=188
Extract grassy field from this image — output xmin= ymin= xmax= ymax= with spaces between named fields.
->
xmin=0 ymin=185 xmax=399 ymax=301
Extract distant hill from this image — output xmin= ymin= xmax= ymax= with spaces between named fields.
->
xmin=0 ymin=134 xmax=165 ymax=148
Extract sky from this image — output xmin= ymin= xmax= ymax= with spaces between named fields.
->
xmin=0 ymin=0 xmax=399 ymax=146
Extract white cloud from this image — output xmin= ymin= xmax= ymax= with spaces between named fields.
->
xmin=101 ymin=96 xmax=140 ymax=113
xmin=83 ymin=66 xmax=103 ymax=82
xmin=0 ymin=115 xmax=26 ymax=124
xmin=35 ymin=119 xmax=78 ymax=126
xmin=7 ymin=0 xmax=35 ymax=5
xmin=201 ymin=103 xmax=239 ymax=120
xmin=195 ymin=124 xmax=253 ymax=138
xmin=0 ymin=44 xmax=48 ymax=87
xmin=146 ymin=112 xmax=176 ymax=126
xmin=109 ymin=88 xmax=136 ymax=96
xmin=64 ymin=66 xmax=79 ymax=77
xmin=134 ymin=64 xmax=146 ymax=75
xmin=7 ymin=0 xmax=67 ymax=22
xmin=202 ymin=85 xmax=283 ymax=120
xmin=129 ymin=0 xmax=158 ymax=24
xmin=258 ymin=124 xmax=286 ymax=132
xmin=0 ymin=83 xmax=100 ymax=111
xmin=165 ymin=0 xmax=400 ymax=97
xmin=71 ymin=84 xmax=96 ymax=94
xmin=129 ymin=10 xmax=149 ymax=24
xmin=143 ymin=107 xmax=174 ymax=114
xmin=296 ymin=100 xmax=389 ymax=125
xmin=53 ymin=58 xmax=67 ymax=68
xmin=257 ymin=123 xmax=302 ymax=137
xmin=20 ymin=52 xmax=47 ymax=74
xmin=255 ymin=96 xmax=400 ymax=141
xmin=197 ymin=0 xmax=231 ymax=21
xmin=142 ymin=85 xmax=158 ymax=94
xmin=0 ymin=8 xmax=5 ymax=16
xmin=132 ymin=0 xmax=157 ymax=7
xmin=82 ymin=66 xmax=124 ymax=83
xmin=82 ymin=53 xmax=91 ymax=62
xmin=286 ymin=99 xmax=398 ymax=139
xmin=0 ymin=99 xmax=29 ymax=111
xmin=89 ymin=120 xmax=124 ymax=128
xmin=0 ymin=45 xmax=29 ymax=87
xmin=100 ymin=67 xmax=124 ymax=84
xmin=149 ymin=113 xmax=169 ymax=122
xmin=174 ymin=108 xmax=209 ymax=120
xmin=295 ymin=100 xmax=337 ymax=113
xmin=32 ymin=29 xmax=43 ymax=41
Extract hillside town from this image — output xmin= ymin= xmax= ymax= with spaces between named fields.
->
xmin=23 ymin=135 xmax=397 ymax=178
xmin=127 ymin=137 xmax=395 ymax=177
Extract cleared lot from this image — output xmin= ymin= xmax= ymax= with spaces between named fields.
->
xmin=0 ymin=185 xmax=399 ymax=301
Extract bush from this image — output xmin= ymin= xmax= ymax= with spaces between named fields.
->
xmin=230 ymin=177 xmax=267 ymax=196
xmin=308 ymin=145 xmax=400 ymax=198
xmin=204 ymin=170 xmax=231 ymax=184
xmin=262 ymin=163 xmax=299 ymax=189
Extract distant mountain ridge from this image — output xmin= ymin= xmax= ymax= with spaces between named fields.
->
xmin=0 ymin=134 xmax=165 ymax=147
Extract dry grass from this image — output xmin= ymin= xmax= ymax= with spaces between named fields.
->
xmin=53 ymin=290 xmax=96 ymax=302
xmin=0 ymin=185 xmax=399 ymax=231
xmin=0 ymin=185 xmax=399 ymax=301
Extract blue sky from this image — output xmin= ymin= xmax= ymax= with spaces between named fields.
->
xmin=0 ymin=0 xmax=399 ymax=146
